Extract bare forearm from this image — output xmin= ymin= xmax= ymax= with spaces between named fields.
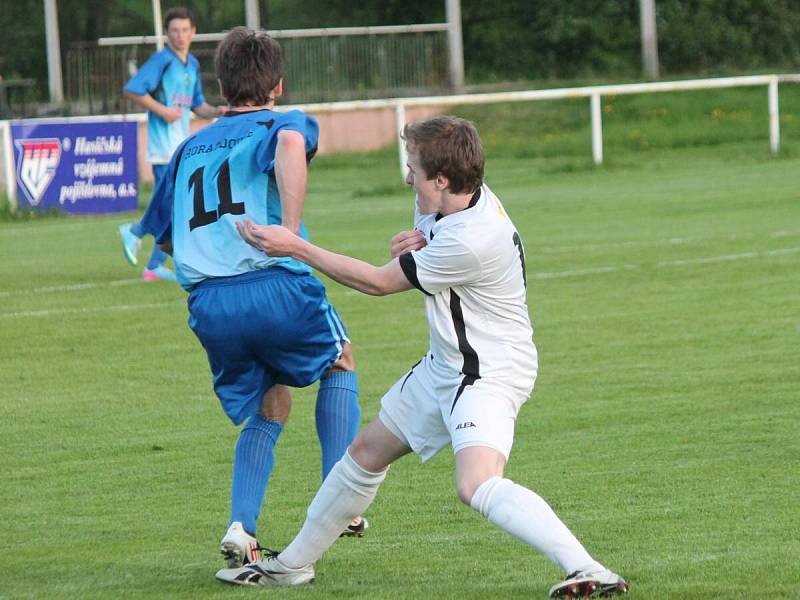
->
xmin=193 ymin=103 xmax=220 ymax=119
xmin=236 ymin=220 xmax=414 ymax=295
xmin=290 ymin=238 xmax=388 ymax=295
xmin=125 ymin=92 xmax=163 ymax=115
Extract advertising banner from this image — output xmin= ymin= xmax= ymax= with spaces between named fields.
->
xmin=10 ymin=119 xmax=138 ymax=214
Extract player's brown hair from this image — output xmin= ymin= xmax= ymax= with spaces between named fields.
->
xmin=164 ymin=6 xmax=195 ymax=29
xmin=402 ymin=116 xmax=485 ymax=194
xmin=215 ymin=27 xmax=283 ymax=106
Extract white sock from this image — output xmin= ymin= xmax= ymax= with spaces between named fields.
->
xmin=278 ymin=450 xmax=387 ymax=568
xmin=470 ymin=476 xmax=603 ymax=574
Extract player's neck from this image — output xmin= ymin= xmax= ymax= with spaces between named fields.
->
xmin=226 ymin=102 xmax=275 ymax=113
xmin=168 ymin=44 xmax=190 ymax=62
xmin=439 ymin=190 xmax=477 ymax=217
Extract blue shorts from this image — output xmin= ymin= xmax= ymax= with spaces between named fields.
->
xmin=187 ymin=268 xmax=349 ymax=425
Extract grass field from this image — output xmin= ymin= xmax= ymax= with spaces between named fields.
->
xmin=1 ymin=86 xmax=799 ymax=599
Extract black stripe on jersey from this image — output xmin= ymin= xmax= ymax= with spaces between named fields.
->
xmin=399 ymin=253 xmax=432 ymax=296
xmin=449 ymin=290 xmax=481 ymax=414
xmin=451 ymin=374 xmax=479 ymax=415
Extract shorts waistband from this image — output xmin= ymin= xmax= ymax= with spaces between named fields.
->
xmin=194 ymin=267 xmax=307 ymax=290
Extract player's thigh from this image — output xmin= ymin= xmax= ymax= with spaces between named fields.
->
xmin=261 ymin=277 xmax=351 ymax=386
xmin=188 ymin=283 xmax=273 ymax=425
xmin=348 ymin=416 xmax=412 ymax=473
xmin=445 ymin=380 xmax=522 ymax=462
xmin=378 ymin=359 xmax=452 ymax=462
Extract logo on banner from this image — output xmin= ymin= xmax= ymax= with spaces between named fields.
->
xmin=15 ymin=138 xmax=62 ymax=206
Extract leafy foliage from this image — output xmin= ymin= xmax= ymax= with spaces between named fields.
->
xmin=2 ymin=0 xmax=800 ymax=100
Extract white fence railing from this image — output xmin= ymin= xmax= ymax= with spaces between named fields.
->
xmin=3 ymin=74 xmax=800 ymax=201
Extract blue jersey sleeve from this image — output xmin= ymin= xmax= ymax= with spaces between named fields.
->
xmin=255 ymin=110 xmax=319 ymax=173
xmin=151 ymin=139 xmax=189 ymax=245
xmin=124 ymin=51 xmax=169 ymax=96
xmin=189 ymin=55 xmax=207 ymax=109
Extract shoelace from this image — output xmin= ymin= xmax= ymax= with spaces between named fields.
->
xmin=257 ymin=546 xmax=281 ymax=559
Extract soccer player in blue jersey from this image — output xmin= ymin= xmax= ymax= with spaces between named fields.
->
xmin=146 ymin=26 xmax=364 ymax=568
xmin=119 ymin=6 xmax=221 ymax=281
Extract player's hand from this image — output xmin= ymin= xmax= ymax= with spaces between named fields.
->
xmin=391 ymin=230 xmax=426 ymax=258
xmin=216 ymin=105 xmax=230 ymax=117
xmin=160 ymin=106 xmax=183 ymax=123
xmin=236 ymin=219 xmax=296 ymax=257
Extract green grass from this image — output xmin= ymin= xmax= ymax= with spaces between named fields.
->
xmin=1 ymin=90 xmax=799 ymax=599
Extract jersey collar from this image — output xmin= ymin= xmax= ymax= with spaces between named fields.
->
xmin=435 ymin=187 xmax=482 ymax=222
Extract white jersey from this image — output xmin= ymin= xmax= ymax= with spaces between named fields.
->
xmin=398 ymin=184 xmax=538 ymax=396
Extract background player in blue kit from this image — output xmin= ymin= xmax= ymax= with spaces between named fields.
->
xmin=119 ymin=6 xmax=221 ymax=281
xmin=146 ymin=26 xmax=364 ymax=568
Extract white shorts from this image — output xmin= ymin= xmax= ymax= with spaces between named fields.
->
xmin=379 ymin=354 xmax=534 ymax=462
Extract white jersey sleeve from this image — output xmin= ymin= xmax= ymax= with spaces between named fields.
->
xmin=399 ymin=227 xmax=481 ymax=295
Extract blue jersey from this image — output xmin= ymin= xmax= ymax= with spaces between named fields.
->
xmin=124 ymin=47 xmax=206 ymax=164
xmin=151 ymin=109 xmax=319 ymax=291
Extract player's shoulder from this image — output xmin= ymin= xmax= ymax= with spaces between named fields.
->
xmin=149 ymin=48 xmax=176 ymax=67
xmin=455 ymin=188 xmax=517 ymax=249
xmin=187 ymin=52 xmax=201 ymax=69
xmin=275 ymin=109 xmax=317 ymax=129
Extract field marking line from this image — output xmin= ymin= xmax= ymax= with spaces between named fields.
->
xmin=0 ymin=247 xmax=800 ymax=304
xmin=0 ymin=278 xmax=142 ymax=298
xmin=535 ymin=247 xmax=800 ymax=279
xmin=538 ymin=229 xmax=800 ymax=254
xmin=1 ymin=301 xmax=182 ymax=319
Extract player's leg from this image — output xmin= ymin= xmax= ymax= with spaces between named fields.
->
xmin=118 ymin=164 xmax=163 ymax=267
xmin=187 ymin=276 xmax=285 ymax=566
xmin=316 ymin=342 xmax=360 ymax=480
xmin=222 ymin=383 xmax=292 ymax=566
xmin=216 ymin=416 xmax=410 ymax=586
xmin=280 ymin=416 xmax=408 ymax=566
xmin=139 ymin=164 xmax=175 ymax=280
xmin=456 ymin=446 xmax=598 ymax=570
xmin=314 ymin=341 xmax=366 ymax=535
xmin=450 ymin=387 xmax=627 ymax=596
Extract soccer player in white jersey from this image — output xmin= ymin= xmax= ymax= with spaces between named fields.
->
xmin=227 ymin=116 xmax=628 ymax=598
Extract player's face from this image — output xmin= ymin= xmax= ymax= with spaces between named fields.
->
xmin=405 ymin=149 xmax=443 ymax=215
xmin=166 ymin=18 xmax=196 ymax=53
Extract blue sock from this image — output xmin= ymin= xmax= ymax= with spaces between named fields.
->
xmin=230 ymin=414 xmax=283 ymax=534
xmin=146 ymin=246 xmax=168 ymax=270
xmin=130 ymin=221 xmax=145 ymax=238
xmin=315 ymin=370 xmax=360 ymax=481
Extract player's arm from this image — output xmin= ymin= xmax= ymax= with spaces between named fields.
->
xmin=124 ymin=91 xmax=182 ymax=123
xmin=192 ymin=102 xmax=226 ymax=119
xmin=237 ymin=221 xmax=413 ymax=296
xmin=273 ymin=130 xmax=307 ymax=234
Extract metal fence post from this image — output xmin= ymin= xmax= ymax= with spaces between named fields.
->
xmin=591 ymin=92 xmax=603 ymax=165
xmin=2 ymin=121 xmax=17 ymax=209
xmin=396 ymin=103 xmax=409 ymax=181
xmin=768 ymin=78 xmax=780 ymax=155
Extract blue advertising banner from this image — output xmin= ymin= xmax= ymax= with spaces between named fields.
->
xmin=10 ymin=120 xmax=138 ymax=214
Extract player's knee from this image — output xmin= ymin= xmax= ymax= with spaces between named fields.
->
xmin=456 ymin=478 xmax=480 ymax=506
xmin=328 ymin=342 xmax=356 ymax=373
xmin=258 ymin=385 xmax=292 ymax=424
xmin=347 ymin=432 xmax=370 ymax=466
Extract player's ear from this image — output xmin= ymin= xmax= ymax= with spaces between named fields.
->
xmin=435 ymin=173 xmax=449 ymax=190
xmin=272 ymin=79 xmax=284 ymax=99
